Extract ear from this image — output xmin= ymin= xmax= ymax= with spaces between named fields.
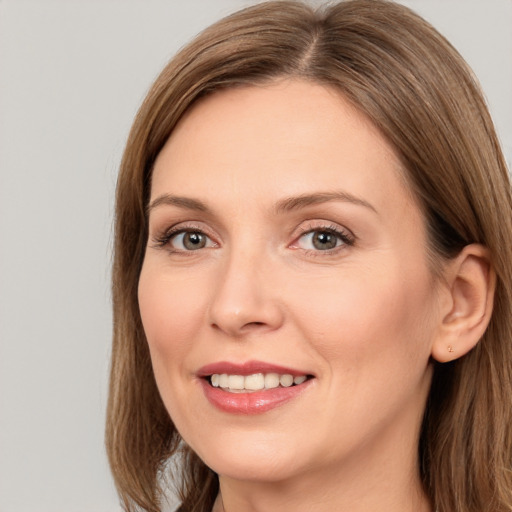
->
xmin=431 ymin=244 xmax=496 ymax=363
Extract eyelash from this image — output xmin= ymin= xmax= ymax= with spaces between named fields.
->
xmin=151 ymin=224 xmax=214 ymax=250
xmin=293 ymin=224 xmax=355 ymax=255
xmin=151 ymin=222 xmax=355 ymax=255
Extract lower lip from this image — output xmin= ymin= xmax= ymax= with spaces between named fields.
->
xmin=200 ymin=379 xmax=313 ymax=414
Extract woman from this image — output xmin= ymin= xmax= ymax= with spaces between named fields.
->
xmin=106 ymin=1 xmax=512 ymax=511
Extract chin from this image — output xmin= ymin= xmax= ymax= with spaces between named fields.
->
xmin=187 ymin=430 xmax=307 ymax=483
xmin=209 ymin=455 xmax=301 ymax=483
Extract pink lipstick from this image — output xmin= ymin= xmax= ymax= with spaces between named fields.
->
xmin=197 ymin=360 xmax=314 ymax=414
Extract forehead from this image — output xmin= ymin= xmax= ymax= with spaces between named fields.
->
xmin=151 ymin=79 xmax=412 ymax=214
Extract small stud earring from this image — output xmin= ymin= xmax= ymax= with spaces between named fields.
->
xmin=448 ymin=345 xmax=454 ymax=353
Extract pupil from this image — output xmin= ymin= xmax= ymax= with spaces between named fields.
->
xmin=184 ymin=232 xmax=205 ymax=250
xmin=312 ymin=231 xmax=337 ymax=250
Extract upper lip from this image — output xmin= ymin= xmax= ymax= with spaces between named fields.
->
xmin=197 ymin=360 xmax=313 ymax=378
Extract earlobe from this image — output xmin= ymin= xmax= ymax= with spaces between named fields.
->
xmin=431 ymin=244 xmax=495 ymax=363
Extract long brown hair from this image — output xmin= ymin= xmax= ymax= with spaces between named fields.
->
xmin=106 ymin=1 xmax=512 ymax=511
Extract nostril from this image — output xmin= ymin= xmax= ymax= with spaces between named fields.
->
xmin=240 ymin=321 xmax=268 ymax=331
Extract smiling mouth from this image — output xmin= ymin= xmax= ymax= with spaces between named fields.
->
xmin=207 ymin=373 xmax=314 ymax=393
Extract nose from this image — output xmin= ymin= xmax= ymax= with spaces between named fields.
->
xmin=208 ymin=248 xmax=284 ymax=337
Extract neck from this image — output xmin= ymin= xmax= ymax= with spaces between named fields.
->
xmin=213 ymin=418 xmax=432 ymax=512
xmin=216 ymin=470 xmax=431 ymax=512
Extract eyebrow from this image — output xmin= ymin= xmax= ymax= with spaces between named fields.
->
xmin=147 ymin=190 xmax=378 ymax=216
xmin=274 ymin=191 xmax=378 ymax=215
xmin=147 ymin=194 xmax=210 ymax=214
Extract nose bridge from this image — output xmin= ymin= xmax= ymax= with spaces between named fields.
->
xmin=208 ymin=237 xmax=283 ymax=336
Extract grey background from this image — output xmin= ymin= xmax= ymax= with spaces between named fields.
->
xmin=0 ymin=1 xmax=510 ymax=511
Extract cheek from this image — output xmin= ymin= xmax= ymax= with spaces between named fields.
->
xmin=289 ymin=261 xmax=436 ymax=369
xmin=138 ymin=265 xmax=213 ymax=435
xmin=285 ymin=262 xmax=437 ymax=452
xmin=138 ymin=266 xmax=204 ymax=371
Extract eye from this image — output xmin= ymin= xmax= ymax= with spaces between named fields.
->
xmin=151 ymin=223 xmax=219 ymax=254
xmin=169 ymin=230 xmax=214 ymax=251
xmin=294 ymin=227 xmax=353 ymax=251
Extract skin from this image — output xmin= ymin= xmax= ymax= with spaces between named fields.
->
xmin=138 ymin=79 xmax=450 ymax=512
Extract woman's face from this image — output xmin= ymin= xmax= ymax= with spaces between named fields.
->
xmin=138 ymin=80 xmax=442 ymax=484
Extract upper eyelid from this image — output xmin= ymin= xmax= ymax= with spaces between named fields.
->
xmin=154 ymin=221 xmax=217 ymax=238
xmin=293 ymin=220 xmax=355 ymax=238
xmin=296 ymin=224 xmax=348 ymax=235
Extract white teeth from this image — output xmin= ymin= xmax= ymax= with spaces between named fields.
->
xmin=244 ymin=373 xmax=265 ymax=390
xmin=294 ymin=375 xmax=307 ymax=385
xmin=264 ymin=373 xmax=280 ymax=389
xmin=219 ymin=374 xmax=229 ymax=388
xmin=228 ymin=375 xmax=245 ymax=390
xmin=280 ymin=374 xmax=294 ymax=387
xmin=209 ymin=372 xmax=309 ymax=392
